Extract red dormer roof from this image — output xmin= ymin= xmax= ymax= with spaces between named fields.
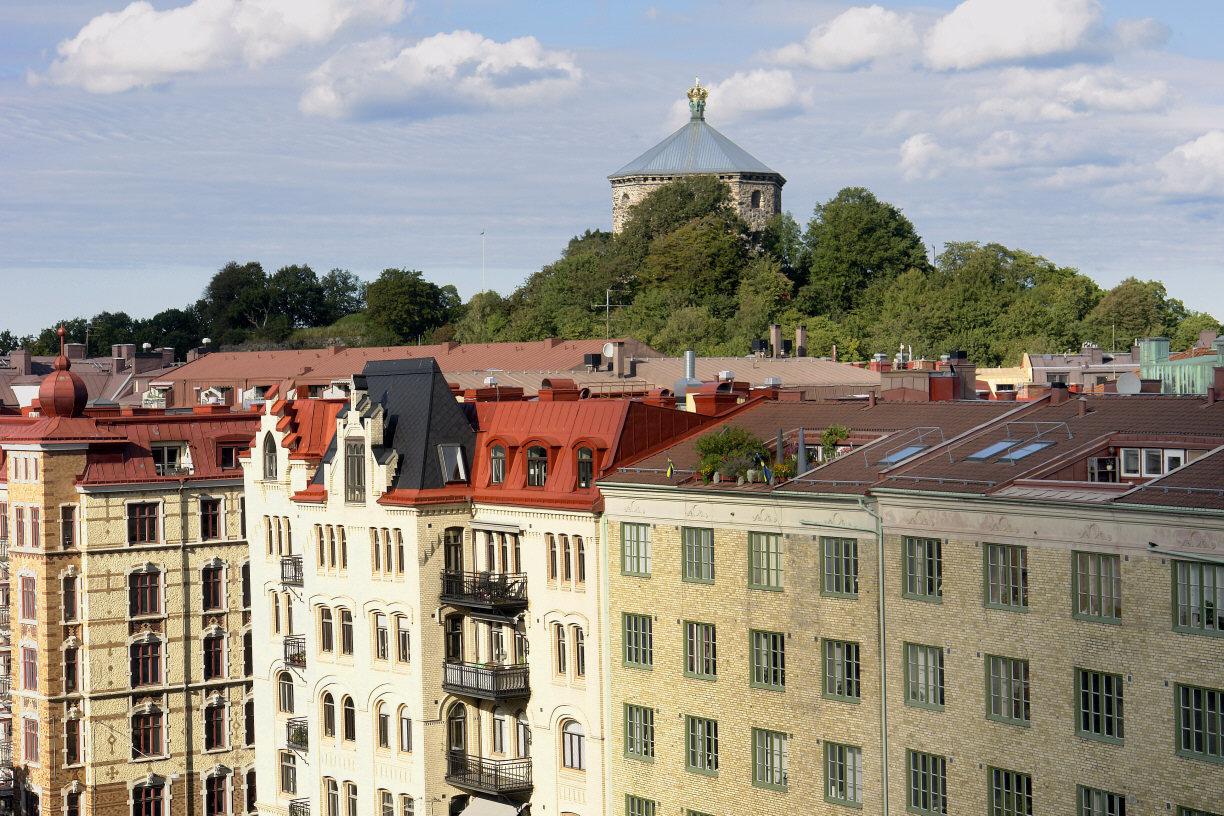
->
xmin=77 ymin=412 xmax=259 ymax=486
xmin=275 ymin=398 xmax=347 ymax=460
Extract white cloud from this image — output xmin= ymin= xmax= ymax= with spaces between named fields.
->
xmin=42 ymin=0 xmax=405 ymax=93
xmin=770 ymin=5 xmax=917 ymax=70
xmin=299 ymin=30 xmax=581 ymax=120
xmin=667 ymin=69 xmax=809 ymax=127
xmin=1156 ymin=130 xmax=1224 ymax=198
xmin=899 ymin=133 xmax=943 ymax=180
xmin=925 ymin=0 xmax=1103 ymax=71
xmin=940 ymin=67 xmax=1171 ymax=126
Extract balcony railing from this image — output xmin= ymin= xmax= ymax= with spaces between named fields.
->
xmin=288 ymin=799 xmax=310 ymax=816
xmin=0 ymin=539 xmax=7 ymax=562
xmin=440 ymin=571 xmax=527 ymax=611
xmin=0 ymin=608 xmax=9 ymax=630
xmin=0 ymin=739 xmax=10 ymax=765
xmin=445 ymin=752 xmax=532 ymax=795
xmin=286 ymin=717 xmax=308 ymax=750
xmin=284 ymin=635 xmax=306 ymax=669
xmin=443 ymin=662 xmax=529 ymax=701
xmin=280 ymin=556 xmax=304 ymax=587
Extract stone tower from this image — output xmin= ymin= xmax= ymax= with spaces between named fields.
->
xmin=608 ymin=79 xmax=785 ymax=232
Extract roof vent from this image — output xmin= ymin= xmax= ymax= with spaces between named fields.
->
xmin=483 ymin=376 xmax=498 ymax=387
xmin=717 ymin=370 xmax=735 ymax=382
xmin=763 ymin=376 xmax=782 ymax=387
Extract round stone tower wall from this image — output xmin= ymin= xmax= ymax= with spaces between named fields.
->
xmin=611 ymin=172 xmax=783 ymax=233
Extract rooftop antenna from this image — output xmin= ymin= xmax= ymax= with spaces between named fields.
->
xmin=591 ymin=288 xmax=630 ymax=340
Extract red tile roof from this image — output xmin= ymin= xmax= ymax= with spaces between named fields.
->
xmin=1116 ymin=446 xmax=1224 ymax=510
xmin=77 ymin=413 xmax=259 ymax=485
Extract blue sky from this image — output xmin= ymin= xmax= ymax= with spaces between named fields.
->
xmin=2 ymin=0 xmax=1223 ymax=336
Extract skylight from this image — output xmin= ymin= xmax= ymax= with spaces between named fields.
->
xmin=998 ymin=441 xmax=1053 ymax=462
xmin=967 ymin=440 xmax=1019 ymax=461
xmin=879 ymin=445 xmax=927 ymax=466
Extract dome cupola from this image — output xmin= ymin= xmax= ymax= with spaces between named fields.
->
xmin=38 ymin=326 xmax=89 ymax=418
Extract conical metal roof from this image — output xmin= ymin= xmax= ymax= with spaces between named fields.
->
xmin=609 ymin=117 xmax=780 ymax=179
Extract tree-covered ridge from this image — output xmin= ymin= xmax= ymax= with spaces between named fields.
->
xmin=3 ymin=179 xmax=1217 ymax=365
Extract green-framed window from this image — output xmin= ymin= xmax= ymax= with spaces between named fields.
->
xmin=684 ymin=621 xmax=717 ymax=680
xmin=751 ymin=728 xmax=788 ymax=791
xmin=984 ymin=542 xmax=1028 ymax=610
xmin=824 ymin=742 xmax=862 ymax=806
xmin=989 ymin=767 xmax=1032 ymax=816
xmin=1173 ymin=560 xmax=1223 ymax=635
xmin=1076 ymin=668 xmax=1124 ymax=743
xmin=904 ymin=536 xmax=943 ymax=602
xmin=907 ymin=750 xmax=947 ymax=815
xmin=750 ymin=630 xmax=785 ymax=690
xmin=1073 ymin=552 xmax=1121 ymax=622
xmin=626 ymin=795 xmax=656 ymax=816
xmin=822 ymin=536 xmax=859 ymax=597
xmin=624 ymin=704 xmax=654 ymax=760
xmin=986 ymin=655 xmax=1030 ymax=725
xmin=904 ymin=643 xmax=944 ymax=710
xmin=682 ymin=527 xmax=714 ymax=583
xmin=823 ymin=639 xmax=861 ymax=702
xmin=621 ymin=523 xmax=652 ymax=576
xmin=1176 ymin=683 xmax=1224 ymax=763
xmin=1078 ymin=785 xmax=1126 ymax=816
xmin=749 ymin=531 xmax=783 ymax=590
xmin=1178 ymin=808 xmax=1223 ymax=816
xmin=685 ymin=715 xmax=718 ymax=775
xmin=623 ymin=613 xmax=653 ymax=669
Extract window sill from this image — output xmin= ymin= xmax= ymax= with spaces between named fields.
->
xmin=901 ymin=593 xmax=942 ymax=605
xmin=985 ymin=715 xmax=1031 ymax=728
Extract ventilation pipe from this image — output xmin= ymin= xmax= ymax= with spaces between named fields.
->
xmin=796 ymin=428 xmax=808 ymax=473
xmin=685 ymin=350 xmax=696 ymax=381
xmin=674 ymin=350 xmax=702 ymax=401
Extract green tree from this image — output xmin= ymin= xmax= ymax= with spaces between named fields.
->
xmin=268 ymin=265 xmax=326 ymax=329
xmin=142 ymin=307 xmax=206 ymax=358
xmin=639 ymin=212 xmax=746 ymax=318
xmin=797 ymin=187 xmax=929 ymax=316
xmin=198 ymin=261 xmax=270 ymax=344
xmin=453 ymin=291 xmax=511 ymax=343
xmin=319 ymin=269 xmax=365 ymax=324
xmin=1170 ymin=311 xmax=1222 ymax=352
xmin=365 ymin=269 xmax=460 ymax=343
xmin=1080 ymin=277 xmax=1182 ymax=350
xmin=758 ymin=211 xmax=805 ymax=282
xmin=727 ymin=256 xmax=793 ymax=351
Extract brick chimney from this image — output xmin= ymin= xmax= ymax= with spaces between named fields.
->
xmin=1049 ymin=382 xmax=1070 ymax=404
xmin=64 ymin=342 xmax=87 ymax=360
xmin=160 ymin=348 xmax=175 ymax=367
xmin=769 ymin=324 xmax=783 ymax=358
xmin=795 ymin=325 xmax=808 ymax=357
xmin=8 ymin=348 xmax=31 ymax=375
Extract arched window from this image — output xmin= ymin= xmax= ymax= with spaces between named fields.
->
xmin=577 ymin=447 xmax=594 ymax=488
xmin=272 ymin=593 xmax=281 ymax=634
xmin=339 ymin=608 xmax=354 ymax=655
xmin=319 ymin=607 xmax=335 ymax=653
xmin=562 ymin=536 xmax=572 ymax=582
xmin=751 ymin=190 xmax=762 ymax=209
xmin=375 ymin=702 xmax=390 ymax=749
xmin=345 ymin=782 xmax=358 ymax=816
xmin=321 ymin=693 xmax=336 ymax=738
xmin=493 ymin=707 xmax=508 ymax=754
xmin=277 ymin=671 xmax=294 ymax=712
xmin=554 ymin=623 xmax=567 ymax=676
xmin=339 ymin=527 xmax=348 ymax=569
xmin=621 ymin=192 xmax=630 ymax=204
xmin=575 ymin=537 xmax=586 ymax=585
xmin=324 ymin=779 xmax=339 ymax=816
xmin=447 ymin=703 xmax=466 ymax=754
xmin=490 ymin=446 xmax=506 ymax=485
xmin=526 ymin=446 xmax=548 ymax=487
xmin=561 ymin=720 xmax=585 ymax=770
xmin=262 ymin=432 xmax=277 ymax=480
xmin=516 ymin=711 xmax=531 ymax=758
xmin=547 ymin=535 xmax=557 ymax=581
xmin=341 ymin=696 xmax=356 ymax=741
xmin=573 ymin=626 xmax=586 ymax=678
xmin=398 ymin=706 xmax=412 ymax=752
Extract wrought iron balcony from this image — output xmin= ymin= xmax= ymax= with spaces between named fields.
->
xmin=286 ymin=717 xmax=308 ymax=750
xmin=442 ymin=661 xmax=529 ymax=701
xmin=288 ymin=799 xmax=310 ymax=816
xmin=0 ymin=739 xmax=10 ymax=765
xmin=284 ymin=635 xmax=306 ymax=669
xmin=0 ymin=539 xmax=7 ymax=562
xmin=440 ymin=571 xmax=527 ymax=611
xmin=445 ymin=752 xmax=532 ymax=795
xmin=0 ymin=608 xmax=9 ymax=630
xmin=280 ymin=555 xmax=304 ymax=587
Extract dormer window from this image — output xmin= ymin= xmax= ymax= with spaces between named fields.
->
xmin=527 ymin=447 xmax=548 ymax=487
xmin=218 ymin=445 xmax=243 ymax=470
xmin=577 ymin=448 xmax=594 ymax=488
xmin=1120 ymin=448 xmax=1140 ymax=477
xmin=438 ymin=445 xmax=468 ymax=484
xmin=262 ymin=432 xmax=277 ymax=480
xmin=151 ymin=443 xmax=188 ymax=477
xmin=490 ymin=446 xmax=506 ymax=485
xmin=344 ymin=439 xmax=365 ymax=503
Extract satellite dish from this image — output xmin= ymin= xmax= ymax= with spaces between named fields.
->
xmin=1115 ymin=372 xmax=1141 ymax=395
xmin=602 ymin=342 xmax=615 ymax=358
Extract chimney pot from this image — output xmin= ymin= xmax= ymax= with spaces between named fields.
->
xmin=795 ymin=325 xmax=808 ymax=358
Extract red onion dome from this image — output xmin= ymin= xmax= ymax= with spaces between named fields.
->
xmin=38 ymin=327 xmax=88 ymax=418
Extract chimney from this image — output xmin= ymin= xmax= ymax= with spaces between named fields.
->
xmin=1077 ymin=397 xmax=1088 ymax=416
xmin=831 ymin=344 xmax=837 ymax=363
xmin=795 ymin=326 xmax=808 ymax=358
xmin=160 ymin=347 xmax=175 ymax=367
xmin=9 ymin=348 xmax=31 ymax=375
xmin=1049 ymin=382 xmax=1070 ymax=404
xmin=610 ymin=341 xmax=628 ymax=378
xmin=868 ymin=391 xmax=877 ymax=407
xmin=769 ymin=324 xmax=783 ymax=358
xmin=796 ymin=428 xmax=808 ymax=473
xmin=775 ymin=428 xmax=785 ymax=467
xmin=1213 ymin=366 xmax=1224 ymax=399
xmin=64 ymin=342 xmax=86 ymax=360
xmin=684 ymin=350 xmax=697 ymax=382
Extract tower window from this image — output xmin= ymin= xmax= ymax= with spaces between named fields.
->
xmin=750 ymin=190 xmax=762 ymax=209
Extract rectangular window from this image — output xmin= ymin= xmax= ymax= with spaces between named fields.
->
xmin=684 ymin=621 xmax=717 ymax=680
xmin=1078 ymin=786 xmax=1126 ymax=816
xmin=202 ymin=565 xmax=223 ymax=611
xmin=0 ymin=501 xmax=7 ymax=542
xmin=203 ymin=635 xmax=224 ymax=680
xmin=21 ymin=646 xmax=36 ymax=689
xmin=66 ymin=717 xmax=82 ymax=764
xmin=23 ymin=717 xmax=38 ymax=763
xmin=374 ymin=614 xmax=389 ymax=661
xmin=749 ymin=531 xmax=783 ymax=590
xmin=624 ymin=704 xmax=655 ymax=760
xmin=821 ymin=536 xmax=858 ymax=597
xmin=987 ymin=655 xmax=1030 ymax=725
xmin=204 ymin=704 xmax=226 ymax=750
xmin=623 ymin=613 xmax=653 ymax=668
xmin=1176 ymin=683 xmax=1224 ymax=762
xmin=752 ymin=728 xmax=788 ymax=790
xmin=132 ymin=711 xmax=164 ymax=758
xmin=1077 ymin=668 xmax=1124 ymax=743
xmin=130 ymin=641 xmax=161 ymax=687
xmin=1177 ymin=809 xmax=1222 ymax=816
xmin=908 ymin=750 xmax=947 ymax=815
xmin=396 ymin=617 xmax=410 ymax=663
xmin=823 ymin=639 xmax=860 ymax=702
xmin=1120 ymin=448 xmax=1140 ymax=476
xmin=905 ymin=643 xmax=944 ymax=709
xmin=127 ymin=502 xmax=159 ymax=544
xmin=904 ymin=536 xmax=943 ymax=601
xmin=279 ymin=751 xmax=297 ymax=794
xmin=621 ymin=523 xmax=651 ymax=576
xmin=129 ymin=571 xmax=161 ymax=616
xmin=984 ymin=542 xmax=1028 ymax=610
xmin=825 ymin=742 xmax=862 ymax=806
xmin=151 ymin=443 xmax=185 ymax=476
xmin=1074 ymin=552 xmax=1122 ymax=622
xmin=60 ymin=505 xmax=76 ymax=549
xmin=64 ymin=646 xmax=79 ymax=693
xmin=1142 ymin=447 xmax=1163 ymax=476
xmin=1174 ymin=560 xmax=1223 ymax=635
xmin=399 ymin=713 xmax=412 ymax=752
xmin=345 ymin=440 xmax=365 ymax=502
xmin=750 ymin=630 xmax=785 ymax=690
xmin=989 ymin=767 xmax=1033 ymax=816
xmin=20 ymin=575 xmax=36 ymax=620
xmin=685 ymin=716 xmax=718 ymax=775
xmin=682 ymin=527 xmax=715 ymax=583
xmin=626 ymin=796 xmax=656 ymax=816
xmin=30 ymin=506 xmax=39 ymax=546
xmin=200 ymin=498 xmax=222 ymax=541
